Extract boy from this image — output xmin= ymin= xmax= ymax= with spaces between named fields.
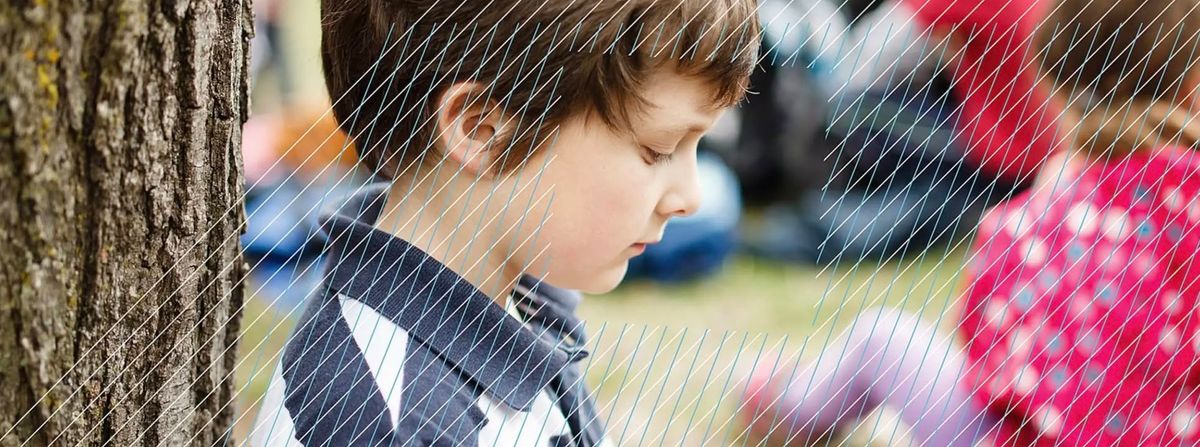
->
xmin=249 ymin=0 xmax=760 ymax=445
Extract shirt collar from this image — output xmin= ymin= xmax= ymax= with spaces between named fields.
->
xmin=317 ymin=183 xmax=574 ymax=411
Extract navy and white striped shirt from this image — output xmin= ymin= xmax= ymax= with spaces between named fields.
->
xmin=250 ymin=185 xmax=610 ymax=446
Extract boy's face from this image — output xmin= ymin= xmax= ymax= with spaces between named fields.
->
xmin=502 ymin=69 xmax=725 ymax=294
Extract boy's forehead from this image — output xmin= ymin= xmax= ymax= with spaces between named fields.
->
xmin=637 ymin=74 xmax=726 ymax=132
xmin=638 ymin=97 xmax=724 ymax=134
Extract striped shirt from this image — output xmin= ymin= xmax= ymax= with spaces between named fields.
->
xmin=249 ymin=184 xmax=610 ymax=446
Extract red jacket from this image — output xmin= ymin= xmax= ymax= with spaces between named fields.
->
xmin=902 ymin=0 xmax=1062 ymax=184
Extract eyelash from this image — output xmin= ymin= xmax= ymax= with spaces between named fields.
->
xmin=642 ymin=146 xmax=674 ymax=165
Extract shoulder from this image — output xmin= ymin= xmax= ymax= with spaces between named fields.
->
xmin=256 ymin=292 xmax=490 ymax=446
xmin=1087 ymin=148 xmax=1200 ymax=219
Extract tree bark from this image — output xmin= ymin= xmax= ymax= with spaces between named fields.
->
xmin=0 ymin=0 xmax=251 ymax=445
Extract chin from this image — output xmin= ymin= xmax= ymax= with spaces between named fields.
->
xmin=558 ymin=263 xmax=628 ymax=295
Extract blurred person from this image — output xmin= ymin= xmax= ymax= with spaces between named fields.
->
xmin=241 ymin=106 xmax=365 ymax=311
xmin=739 ymin=0 xmax=1200 ymax=445
xmin=740 ymin=0 xmax=1062 ymax=264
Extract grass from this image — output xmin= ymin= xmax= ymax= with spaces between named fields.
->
xmin=577 ymin=249 xmax=969 ymax=446
xmin=230 ymin=247 xmax=970 ymax=445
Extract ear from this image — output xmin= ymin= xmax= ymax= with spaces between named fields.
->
xmin=433 ymin=82 xmax=509 ymax=177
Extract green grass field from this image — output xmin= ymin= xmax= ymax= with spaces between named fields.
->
xmin=231 ymin=247 xmax=970 ymax=446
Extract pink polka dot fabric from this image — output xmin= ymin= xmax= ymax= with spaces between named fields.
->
xmin=960 ymin=147 xmax=1200 ymax=446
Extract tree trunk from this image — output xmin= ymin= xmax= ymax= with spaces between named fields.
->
xmin=0 ymin=0 xmax=251 ymax=445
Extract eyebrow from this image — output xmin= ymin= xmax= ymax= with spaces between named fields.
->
xmin=642 ymin=97 xmax=721 ymax=135
xmin=657 ymin=122 xmax=710 ymax=136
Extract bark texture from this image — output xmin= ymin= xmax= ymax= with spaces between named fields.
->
xmin=0 ymin=0 xmax=251 ymax=444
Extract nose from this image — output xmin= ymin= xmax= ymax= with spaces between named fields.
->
xmin=658 ymin=152 xmax=703 ymax=218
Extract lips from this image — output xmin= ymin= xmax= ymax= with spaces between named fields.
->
xmin=630 ymin=239 xmax=659 ymax=255
xmin=630 ymin=229 xmax=664 ymax=254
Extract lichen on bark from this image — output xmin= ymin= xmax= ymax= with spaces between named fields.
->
xmin=0 ymin=0 xmax=251 ymax=445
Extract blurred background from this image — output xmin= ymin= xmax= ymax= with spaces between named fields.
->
xmin=231 ymin=0 xmax=1019 ymax=444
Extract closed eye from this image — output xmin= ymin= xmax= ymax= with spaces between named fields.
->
xmin=642 ymin=145 xmax=674 ymax=165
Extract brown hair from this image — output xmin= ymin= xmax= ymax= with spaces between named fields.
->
xmin=1035 ymin=0 xmax=1200 ymax=156
xmin=321 ymin=0 xmax=761 ymax=178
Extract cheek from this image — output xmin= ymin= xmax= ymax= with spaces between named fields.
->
xmin=568 ymin=156 xmax=655 ymax=240
xmin=527 ymin=155 xmax=655 ymax=288
xmin=520 ymin=212 xmax=623 ymax=292
xmin=545 ymin=174 xmax=636 ymax=253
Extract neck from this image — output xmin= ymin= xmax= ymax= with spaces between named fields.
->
xmin=374 ymin=169 xmax=522 ymax=306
